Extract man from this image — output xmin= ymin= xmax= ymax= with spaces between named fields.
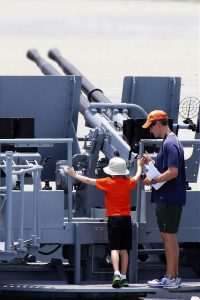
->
xmin=142 ymin=110 xmax=186 ymax=289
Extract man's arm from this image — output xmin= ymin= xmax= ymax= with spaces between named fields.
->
xmin=153 ymin=167 xmax=178 ymax=183
xmin=143 ymin=167 xmax=178 ymax=185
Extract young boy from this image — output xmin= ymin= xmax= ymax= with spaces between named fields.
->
xmin=65 ymin=156 xmax=145 ymax=288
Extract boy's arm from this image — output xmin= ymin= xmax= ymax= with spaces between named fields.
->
xmin=64 ymin=167 xmax=96 ymax=185
xmin=132 ymin=157 xmax=145 ymax=181
xmin=143 ymin=151 xmax=155 ymax=165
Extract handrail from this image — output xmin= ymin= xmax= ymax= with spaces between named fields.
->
xmin=4 ymin=153 xmax=43 ymax=252
xmin=5 ymin=152 xmax=13 ymax=252
xmin=0 ymin=138 xmax=73 ymax=255
xmin=0 ymin=138 xmax=73 ymax=145
xmin=13 ymin=165 xmax=43 ymax=176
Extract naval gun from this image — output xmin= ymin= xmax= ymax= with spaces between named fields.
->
xmin=0 ymin=49 xmax=151 ymax=286
xmin=26 ymin=49 xmax=150 ymax=234
xmin=27 ymin=49 xmax=149 ymax=168
xmin=27 ymin=49 xmax=200 ymax=277
xmin=0 ymin=47 xmax=199 ymax=294
xmin=48 ymin=48 xmax=200 ymax=182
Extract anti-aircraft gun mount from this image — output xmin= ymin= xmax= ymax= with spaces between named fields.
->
xmin=0 ymin=48 xmax=199 ymax=299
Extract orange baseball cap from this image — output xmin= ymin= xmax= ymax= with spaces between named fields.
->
xmin=142 ymin=110 xmax=168 ymax=128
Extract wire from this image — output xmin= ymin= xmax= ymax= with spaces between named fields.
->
xmin=38 ymin=244 xmax=62 ymax=255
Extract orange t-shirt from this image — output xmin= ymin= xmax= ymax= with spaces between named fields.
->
xmin=96 ymin=177 xmax=136 ymax=216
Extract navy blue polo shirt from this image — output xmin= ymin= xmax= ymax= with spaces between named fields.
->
xmin=151 ymin=134 xmax=186 ymax=206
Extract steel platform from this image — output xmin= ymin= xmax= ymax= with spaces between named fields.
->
xmin=0 ymin=281 xmax=199 ymax=300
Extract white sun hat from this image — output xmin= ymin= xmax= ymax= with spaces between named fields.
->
xmin=103 ymin=157 xmax=129 ymax=176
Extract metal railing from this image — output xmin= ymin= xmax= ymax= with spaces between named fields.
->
xmin=0 ymin=138 xmax=73 ymax=255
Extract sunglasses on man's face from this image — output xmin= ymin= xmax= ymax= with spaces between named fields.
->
xmin=149 ymin=120 xmax=157 ymax=128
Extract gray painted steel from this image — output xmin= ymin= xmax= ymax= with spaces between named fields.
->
xmin=0 ymin=55 xmax=199 ymax=299
xmin=122 ymin=76 xmax=181 ymax=122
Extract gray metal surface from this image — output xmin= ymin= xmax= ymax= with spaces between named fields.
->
xmin=0 ymin=281 xmax=199 ymax=299
xmin=122 ymin=76 xmax=181 ymax=122
xmin=0 ymin=76 xmax=81 ymax=179
xmin=0 ymin=57 xmax=199 ymax=298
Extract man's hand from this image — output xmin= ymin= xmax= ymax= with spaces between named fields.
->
xmin=143 ymin=174 xmax=153 ymax=186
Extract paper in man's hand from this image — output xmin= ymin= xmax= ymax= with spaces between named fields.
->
xmin=147 ymin=161 xmax=166 ymax=190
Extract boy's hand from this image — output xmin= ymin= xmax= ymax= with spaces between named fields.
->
xmin=143 ymin=151 xmax=152 ymax=165
xmin=64 ymin=166 xmax=76 ymax=178
xmin=137 ymin=156 xmax=146 ymax=167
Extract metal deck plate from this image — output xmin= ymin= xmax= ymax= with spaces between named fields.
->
xmin=0 ymin=281 xmax=200 ymax=299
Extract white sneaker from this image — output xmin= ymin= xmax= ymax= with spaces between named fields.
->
xmin=147 ymin=274 xmax=168 ymax=287
xmin=163 ymin=276 xmax=180 ymax=289
xmin=148 ymin=275 xmax=180 ymax=289
xmin=176 ymin=276 xmax=181 ymax=287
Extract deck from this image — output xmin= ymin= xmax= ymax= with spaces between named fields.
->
xmin=0 ymin=281 xmax=199 ymax=299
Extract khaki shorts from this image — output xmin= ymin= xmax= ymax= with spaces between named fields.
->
xmin=155 ymin=203 xmax=182 ymax=234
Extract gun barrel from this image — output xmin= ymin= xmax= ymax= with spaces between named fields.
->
xmin=26 ymin=49 xmax=89 ymax=116
xmin=48 ymin=48 xmax=111 ymax=103
xmin=27 ymin=49 xmax=61 ymax=75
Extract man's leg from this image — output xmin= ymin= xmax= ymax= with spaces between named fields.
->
xmin=160 ymin=232 xmax=179 ymax=278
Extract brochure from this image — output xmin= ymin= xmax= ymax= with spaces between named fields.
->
xmin=147 ymin=161 xmax=166 ymax=190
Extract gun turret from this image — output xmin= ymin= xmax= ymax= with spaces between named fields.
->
xmin=27 ymin=49 xmax=136 ymax=159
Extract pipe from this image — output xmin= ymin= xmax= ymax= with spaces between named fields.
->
xmin=88 ymin=103 xmax=147 ymax=118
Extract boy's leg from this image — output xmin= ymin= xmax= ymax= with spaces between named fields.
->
xmin=120 ymin=249 xmax=129 ymax=287
xmin=111 ymin=249 xmax=120 ymax=272
xmin=107 ymin=217 xmax=121 ymax=274
xmin=120 ymin=249 xmax=129 ymax=275
xmin=108 ymin=216 xmax=131 ymax=287
xmin=111 ymin=249 xmax=121 ymax=288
